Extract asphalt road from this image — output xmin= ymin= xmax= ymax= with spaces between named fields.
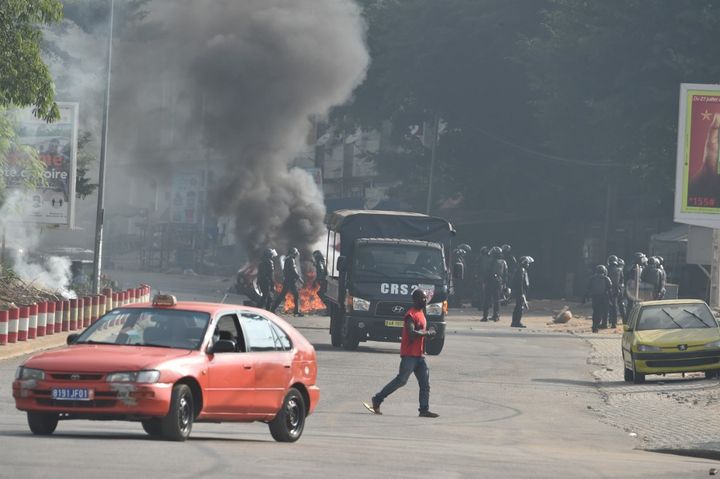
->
xmin=0 ymin=272 xmax=717 ymax=478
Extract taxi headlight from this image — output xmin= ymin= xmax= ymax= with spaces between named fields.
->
xmin=352 ymin=297 xmax=371 ymax=312
xmin=106 ymin=370 xmax=160 ymax=384
xmin=15 ymin=367 xmax=44 ymax=380
xmin=637 ymin=344 xmax=662 ymax=352
xmin=705 ymin=340 xmax=720 ymax=349
xmin=426 ymin=302 xmax=444 ymax=316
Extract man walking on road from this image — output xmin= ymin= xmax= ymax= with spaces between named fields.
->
xmin=365 ymin=288 xmax=439 ymax=418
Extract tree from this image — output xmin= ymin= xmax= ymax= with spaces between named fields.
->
xmin=75 ymin=131 xmax=98 ymax=199
xmin=0 ymin=0 xmax=63 ymax=122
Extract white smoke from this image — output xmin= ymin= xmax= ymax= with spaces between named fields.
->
xmin=0 ymin=191 xmax=76 ymax=298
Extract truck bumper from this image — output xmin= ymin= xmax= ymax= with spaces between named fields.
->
xmin=347 ymin=314 xmax=446 ymax=343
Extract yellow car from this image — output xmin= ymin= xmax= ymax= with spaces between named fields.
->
xmin=622 ymin=299 xmax=720 ymax=384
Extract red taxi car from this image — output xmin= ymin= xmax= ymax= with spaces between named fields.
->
xmin=13 ymin=295 xmax=319 ymax=442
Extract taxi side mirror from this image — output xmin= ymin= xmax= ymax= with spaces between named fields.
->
xmin=623 ymin=324 xmax=630 ymax=332
xmin=67 ymin=333 xmax=80 ymax=345
xmin=209 ymin=339 xmax=236 ymax=354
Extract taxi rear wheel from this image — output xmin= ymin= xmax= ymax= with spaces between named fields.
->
xmin=142 ymin=419 xmax=162 ymax=437
xmin=27 ymin=412 xmax=59 ymax=435
xmin=160 ymin=384 xmax=194 ymax=441
xmin=269 ymin=388 xmax=306 ymax=442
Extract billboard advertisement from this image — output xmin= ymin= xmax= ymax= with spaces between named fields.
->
xmin=4 ymin=103 xmax=78 ymax=227
xmin=675 ymin=84 xmax=720 ymax=228
xmin=170 ymin=172 xmax=202 ymax=224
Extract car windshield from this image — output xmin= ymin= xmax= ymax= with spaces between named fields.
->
xmin=636 ymin=304 xmax=719 ymax=331
xmin=353 ymin=244 xmax=444 ymax=280
xmin=74 ymin=308 xmax=211 ymax=350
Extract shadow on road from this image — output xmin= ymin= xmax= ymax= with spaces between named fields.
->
xmin=312 ymin=343 xmax=399 ymax=354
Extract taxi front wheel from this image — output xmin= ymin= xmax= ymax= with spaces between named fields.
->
xmin=269 ymin=388 xmax=306 ymax=442
xmin=27 ymin=412 xmax=59 ymax=435
xmin=631 ymin=361 xmax=645 ymax=384
xmin=160 ymin=384 xmax=194 ymax=441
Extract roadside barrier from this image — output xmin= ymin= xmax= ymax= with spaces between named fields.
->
xmin=37 ymin=302 xmax=47 ymax=337
xmin=28 ymin=304 xmax=37 ymax=340
xmin=46 ymin=301 xmax=55 ymax=335
xmin=0 ymin=284 xmax=150 ymax=347
xmin=18 ymin=306 xmax=29 ymax=341
xmin=0 ymin=310 xmax=7 ymax=345
xmin=8 ymin=308 xmax=18 ymax=343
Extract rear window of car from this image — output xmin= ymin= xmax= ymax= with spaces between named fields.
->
xmin=75 ymin=308 xmax=211 ymax=350
xmin=637 ymin=304 xmax=718 ymax=331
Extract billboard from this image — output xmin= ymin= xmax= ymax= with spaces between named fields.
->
xmin=4 ymin=103 xmax=78 ymax=227
xmin=675 ymin=84 xmax=720 ymax=228
xmin=170 ymin=172 xmax=202 ymax=224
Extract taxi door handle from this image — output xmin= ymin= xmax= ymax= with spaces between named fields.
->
xmin=284 ymin=365 xmax=291 ymax=369
xmin=243 ymin=365 xmax=252 ymax=370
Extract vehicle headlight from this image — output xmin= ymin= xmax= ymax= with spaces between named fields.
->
xmin=705 ymin=340 xmax=720 ymax=349
xmin=106 ymin=370 xmax=160 ymax=384
xmin=15 ymin=367 xmax=45 ymax=380
xmin=352 ymin=297 xmax=371 ymax=312
xmin=637 ymin=344 xmax=662 ymax=352
xmin=426 ymin=302 xmax=444 ymax=316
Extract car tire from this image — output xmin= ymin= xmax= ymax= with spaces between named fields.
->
xmin=160 ymin=384 xmax=194 ymax=441
xmin=27 ymin=412 xmax=59 ymax=435
xmin=330 ymin=305 xmax=342 ymax=348
xmin=623 ymin=367 xmax=633 ymax=383
xmin=341 ymin=319 xmax=360 ymax=351
xmin=705 ymin=370 xmax=719 ymax=379
xmin=142 ymin=419 xmax=163 ymax=437
xmin=269 ymin=388 xmax=306 ymax=442
xmin=425 ymin=336 xmax=445 ymax=356
xmin=632 ymin=361 xmax=645 ymax=384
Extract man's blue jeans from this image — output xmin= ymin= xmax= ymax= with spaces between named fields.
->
xmin=373 ymin=356 xmax=430 ymax=412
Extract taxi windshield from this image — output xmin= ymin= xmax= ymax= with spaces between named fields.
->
xmin=636 ymin=304 xmax=719 ymax=331
xmin=353 ymin=244 xmax=444 ymax=280
xmin=74 ymin=308 xmax=210 ymax=350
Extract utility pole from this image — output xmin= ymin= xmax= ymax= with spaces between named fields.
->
xmin=425 ymin=112 xmax=440 ymax=216
xmin=92 ymin=0 xmax=115 ymax=294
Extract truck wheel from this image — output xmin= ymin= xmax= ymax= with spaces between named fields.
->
xmin=341 ymin=319 xmax=360 ymax=351
xmin=330 ymin=305 xmax=342 ymax=348
xmin=160 ymin=384 xmax=194 ymax=441
xmin=269 ymin=388 xmax=306 ymax=442
xmin=27 ymin=412 xmax=59 ymax=435
xmin=425 ymin=336 xmax=445 ymax=356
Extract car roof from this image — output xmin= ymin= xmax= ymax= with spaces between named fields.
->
xmin=120 ymin=301 xmax=270 ymax=316
xmin=639 ymin=299 xmax=709 ymax=307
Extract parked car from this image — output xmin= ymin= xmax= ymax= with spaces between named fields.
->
xmin=621 ymin=299 xmax=720 ymax=384
xmin=13 ymin=295 xmax=319 ymax=442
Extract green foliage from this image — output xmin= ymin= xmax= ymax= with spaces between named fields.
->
xmin=0 ymin=0 xmax=63 ymax=122
xmin=0 ymin=108 xmax=48 ymax=201
xmin=75 ymin=130 xmax=98 ymax=199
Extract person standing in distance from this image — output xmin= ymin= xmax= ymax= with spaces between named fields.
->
xmin=312 ymin=250 xmax=329 ymax=311
xmin=364 ymin=288 xmax=439 ymax=418
xmin=510 ymin=256 xmax=534 ymax=328
xmin=482 ymin=246 xmax=507 ymax=322
xmin=584 ymin=265 xmax=613 ymax=333
xmin=606 ymin=255 xmax=625 ymax=328
xmin=257 ymin=248 xmax=277 ymax=310
xmin=271 ymin=247 xmax=304 ymax=317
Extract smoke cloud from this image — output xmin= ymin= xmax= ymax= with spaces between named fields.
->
xmin=114 ymin=0 xmax=369 ymax=259
xmin=0 ymin=191 xmax=76 ymax=298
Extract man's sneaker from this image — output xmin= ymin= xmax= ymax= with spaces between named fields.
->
xmin=419 ymin=410 xmax=439 ymax=418
xmin=480 ymin=317 xmax=488 ymax=322
xmin=363 ymin=400 xmax=382 ymax=415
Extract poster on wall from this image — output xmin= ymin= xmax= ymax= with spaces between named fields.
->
xmin=170 ymin=172 xmax=202 ymax=224
xmin=4 ymin=102 xmax=78 ymax=227
xmin=675 ymin=84 xmax=720 ymax=228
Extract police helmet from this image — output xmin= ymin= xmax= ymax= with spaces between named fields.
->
xmin=633 ymin=252 xmax=646 ymax=266
xmin=617 ymin=258 xmax=625 ymax=268
xmin=501 ymin=244 xmax=512 ymax=254
xmin=479 ymin=246 xmax=489 ymax=255
xmin=607 ymin=255 xmax=618 ymax=266
xmin=489 ymin=246 xmax=503 ymax=257
xmin=288 ymin=247 xmax=299 ymax=257
xmin=457 ymin=243 xmax=472 ymax=254
xmin=519 ymin=256 xmax=534 ymax=267
xmin=647 ymin=256 xmax=659 ymax=267
xmin=262 ymin=248 xmax=277 ymax=259
xmin=595 ymin=264 xmax=608 ymax=275
xmin=656 ymin=256 xmax=664 ymax=265
xmin=312 ymin=250 xmax=324 ymax=260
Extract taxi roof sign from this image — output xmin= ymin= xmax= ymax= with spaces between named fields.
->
xmin=152 ymin=294 xmax=177 ymax=307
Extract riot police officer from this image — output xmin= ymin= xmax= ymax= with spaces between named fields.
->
xmin=511 ymin=256 xmax=534 ymax=328
xmin=312 ymin=250 xmax=328 ymax=310
xmin=642 ymin=256 xmax=666 ymax=300
xmin=584 ymin=265 xmax=613 ymax=333
xmin=482 ymin=246 xmax=507 ymax=322
xmin=607 ymin=255 xmax=625 ymax=328
xmin=626 ymin=252 xmax=647 ymax=314
xmin=501 ymin=244 xmax=517 ymax=284
xmin=257 ymin=248 xmax=277 ymax=310
xmin=271 ymin=247 xmax=304 ymax=316
xmin=474 ymin=246 xmax=490 ymax=310
xmin=617 ymin=258 xmax=627 ymax=322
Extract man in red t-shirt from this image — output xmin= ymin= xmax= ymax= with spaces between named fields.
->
xmin=365 ymin=288 xmax=439 ymax=418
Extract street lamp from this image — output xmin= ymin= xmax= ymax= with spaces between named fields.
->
xmin=92 ymin=0 xmax=115 ymax=294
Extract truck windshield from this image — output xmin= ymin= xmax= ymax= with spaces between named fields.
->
xmin=354 ymin=244 xmax=444 ymax=280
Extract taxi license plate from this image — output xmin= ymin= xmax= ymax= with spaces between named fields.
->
xmin=52 ymin=388 xmax=94 ymax=401
xmin=385 ymin=320 xmax=404 ymax=328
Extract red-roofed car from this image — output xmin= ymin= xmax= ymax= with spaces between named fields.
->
xmin=12 ymin=295 xmax=319 ymax=442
